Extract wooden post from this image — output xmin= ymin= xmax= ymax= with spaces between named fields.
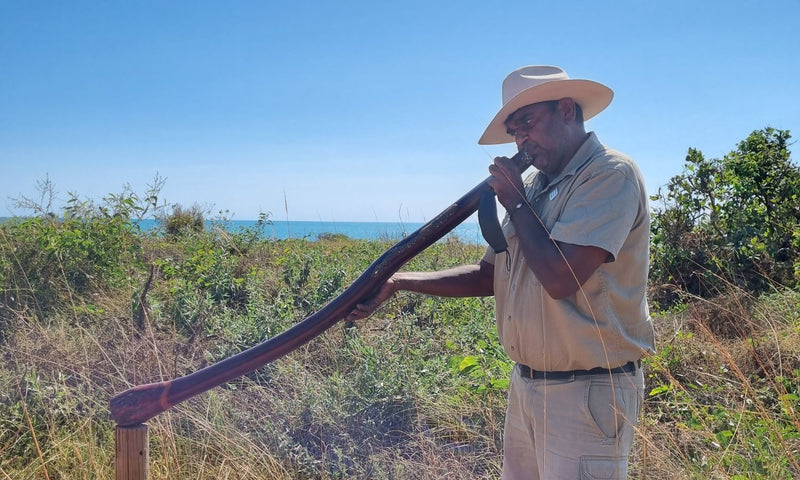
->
xmin=115 ymin=424 xmax=148 ymax=480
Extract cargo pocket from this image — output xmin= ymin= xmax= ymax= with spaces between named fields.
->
xmin=579 ymin=455 xmax=627 ymax=479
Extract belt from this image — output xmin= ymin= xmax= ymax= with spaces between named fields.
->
xmin=517 ymin=360 xmax=639 ymax=380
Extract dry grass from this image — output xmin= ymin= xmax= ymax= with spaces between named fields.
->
xmin=635 ymin=288 xmax=800 ymax=479
xmin=1 ymin=232 xmax=798 ymax=478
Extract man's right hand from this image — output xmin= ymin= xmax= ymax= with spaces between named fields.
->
xmin=346 ymin=277 xmax=398 ymax=321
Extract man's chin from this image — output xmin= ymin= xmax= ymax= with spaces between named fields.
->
xmin=531 ymin=157 xmax=547 ymax=172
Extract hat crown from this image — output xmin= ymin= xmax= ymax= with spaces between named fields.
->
xmin=502 ymin=66 xmax=570 ymax=104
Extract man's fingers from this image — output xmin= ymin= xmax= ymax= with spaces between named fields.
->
xmin=346 ymin=280 xmax=396 ymax=322
xmin=347 ymin=301 xmax=375 ymax=321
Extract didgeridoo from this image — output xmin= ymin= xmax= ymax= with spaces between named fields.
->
xmin=109 ymin=151 xmax=532 ymax=426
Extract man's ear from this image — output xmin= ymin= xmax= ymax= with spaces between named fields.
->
xmin=557 ymin=98 xmax=577 ymax=123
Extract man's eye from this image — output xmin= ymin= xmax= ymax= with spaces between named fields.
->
xmin=507 ymin=116 xmax=536 ymax=137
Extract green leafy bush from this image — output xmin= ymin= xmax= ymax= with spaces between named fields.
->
xmin=1 ymin=205 xmax=143 ymax=320
xmin=161 ymin=204 xmax=205 ymax=237
xmin=650 ymin=128 xmax=799 ymax=308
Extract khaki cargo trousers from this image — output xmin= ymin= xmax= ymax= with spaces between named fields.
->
xmin=501 ymin=363 xmax=644 ymax=479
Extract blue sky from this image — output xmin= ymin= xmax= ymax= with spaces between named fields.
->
xmin=2 ymin=1 xmax=798 ymax=222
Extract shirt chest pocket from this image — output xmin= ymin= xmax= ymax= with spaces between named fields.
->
xmin=529 ymin=194 xmax=563 ymax=231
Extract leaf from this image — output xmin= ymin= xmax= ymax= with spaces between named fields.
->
xmin=447 ymin=355 xmax=464 ymax=370
xmin=458 ymin=356 xmax=480 ymax=373
xmin=489 ymin=378 xmax=509 ymax=390
xmin=649 ymin=384 xmax=673 ymax=396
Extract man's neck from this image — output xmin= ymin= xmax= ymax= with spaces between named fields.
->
xmin=544 ymin=130 xmax=590 ymax=182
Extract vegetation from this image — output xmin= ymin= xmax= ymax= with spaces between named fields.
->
xmin=1 ymin=128 xmax=798 ymax=478
xmin=649 ymin=128 xmax=799 ymax=308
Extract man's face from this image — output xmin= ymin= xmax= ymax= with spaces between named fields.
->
xmin=504 ymin=100 xmax=570 ymax=177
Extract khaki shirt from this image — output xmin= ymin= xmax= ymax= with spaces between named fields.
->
xmin=483 ymin=132 xmax=655 ymax=371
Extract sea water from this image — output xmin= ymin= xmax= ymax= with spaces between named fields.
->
xmin=134 ymin=218 xmax=485 ymax=244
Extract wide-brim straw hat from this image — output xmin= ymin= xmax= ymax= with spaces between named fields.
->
xmin=478 ymin=65 xmax=614 ymax=145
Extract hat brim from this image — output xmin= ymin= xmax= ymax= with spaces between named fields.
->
xmin=478 ymin=79 xmax=614 ymax=145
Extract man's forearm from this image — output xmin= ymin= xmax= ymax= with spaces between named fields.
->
xmin=509 ymin=207 xmax=609 ymax=299
xmin=392 ymin=261 xmax=494 ymax=298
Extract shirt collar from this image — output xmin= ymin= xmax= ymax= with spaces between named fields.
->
xmin=531 ymin=132 xmax=602 ymax=191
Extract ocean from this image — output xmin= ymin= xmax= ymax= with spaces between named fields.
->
xmin=136 ymin=218 xmax=486 ymax=244
xmin=0 ymin=216 xmax=486 ymax=244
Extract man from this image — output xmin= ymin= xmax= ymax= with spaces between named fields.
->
xmin=348 ymin=65 xmax=655 ymax=479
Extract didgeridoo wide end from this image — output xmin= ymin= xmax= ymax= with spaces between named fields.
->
xmin=110 ymin=381 xmax=172 ymax=426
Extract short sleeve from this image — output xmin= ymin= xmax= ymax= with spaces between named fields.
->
xmin=549 ymin=165 xmax=640 ymax=259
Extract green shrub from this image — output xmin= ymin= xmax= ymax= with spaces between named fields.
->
xmin=1 ymin=177 xmax=165 ymax=321
xmin=162 ymin=204 xmax=205 ymax=237
xmin=650 ymin=128 xmax=799 ymax=308
xmin=0 ymin=211 xmax=142 ymax=320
